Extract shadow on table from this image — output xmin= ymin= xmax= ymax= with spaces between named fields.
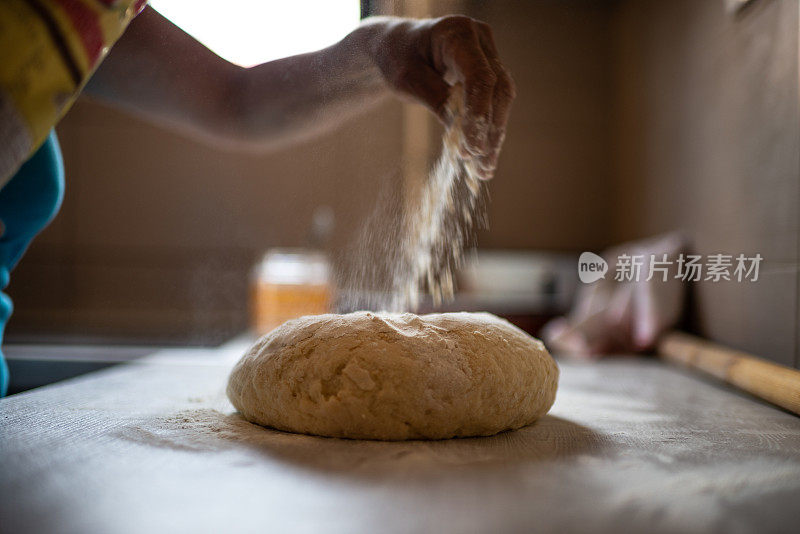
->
xmin=116 ymin=408 xmax=609 ymax=479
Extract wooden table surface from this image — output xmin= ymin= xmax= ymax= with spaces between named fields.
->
xmin=2 ymin=338 xmax=799 ymax=534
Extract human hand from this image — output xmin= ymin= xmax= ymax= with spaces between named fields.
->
xmin=359 ymin=16 xmax=516 ymax=179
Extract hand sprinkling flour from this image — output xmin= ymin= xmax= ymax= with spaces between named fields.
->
xmin=330 ymin=16 xmax=515 ymax=311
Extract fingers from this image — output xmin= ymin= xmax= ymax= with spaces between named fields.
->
xmin=433 ymin=19 xmax=496 ymax=159
xmin=452 ymin=43 xmax=496 ymax=159
xmin=431 ymin=16 xmax=515 ymax=180
xmin=377 ymin=15 xmax=514 ymax=179
xmin=397 ymin=62 xmax=452 ymax=125
xmin=475 ymin=22 xmax=516 ymax=178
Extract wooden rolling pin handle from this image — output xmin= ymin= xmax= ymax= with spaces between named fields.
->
xmin=658 ymin=331 xmax=800 ymax=416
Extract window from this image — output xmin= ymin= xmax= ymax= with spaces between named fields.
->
xmin=149 ymin=0 xmax=363 ymax=67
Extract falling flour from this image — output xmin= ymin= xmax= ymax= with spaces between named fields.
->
xmin=336 ymin=86 xmax=488 ymax=312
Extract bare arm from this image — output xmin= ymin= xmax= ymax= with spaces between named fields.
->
xmin=83 ymin=7 xmax=386 ymax=151
xmin=85 ymin=7 xmax=515 ymax=177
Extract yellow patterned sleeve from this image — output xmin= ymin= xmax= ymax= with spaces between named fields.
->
xmin=0 ymin=0 xmax=146 ymax=185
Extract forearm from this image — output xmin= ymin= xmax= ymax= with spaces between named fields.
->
xmin=228 ymin=22 xmax=391 ymax=148
xmin=84 ymin=10 xmax=514 ymax=176
xmin=84 ymin=8 xmax=392 ymax=149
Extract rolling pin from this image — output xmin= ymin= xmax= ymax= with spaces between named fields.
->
xmin=658 ymin=331 xmax=800 ymax=416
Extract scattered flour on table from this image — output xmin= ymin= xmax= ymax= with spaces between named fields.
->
xmin=111 ymin=407 xmax=572 ymax=475
xmin=113 ymin=409 xmax=255 ymax=453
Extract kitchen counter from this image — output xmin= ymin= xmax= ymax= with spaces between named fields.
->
xmin=1 ymin=339 xmax=799 ymax=534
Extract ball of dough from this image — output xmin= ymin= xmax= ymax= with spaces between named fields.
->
xmin=227 ymin=311 xmax=559 ymax=440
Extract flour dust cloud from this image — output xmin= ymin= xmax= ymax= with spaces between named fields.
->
xmin=335 ymin=87 xmax=489 ymax=312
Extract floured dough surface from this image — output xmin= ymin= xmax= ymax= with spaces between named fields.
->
xmin=227 ymin=312 xmax=559 ymax=440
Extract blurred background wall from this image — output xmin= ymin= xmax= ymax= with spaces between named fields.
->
xmin=6 ymin=0 xmax=799 ymax=367
xmin=8 ymin=97 xmax=405 ymax=344
xmin=612 ymin=0 xmax=799 ymax=367
xmin=471 ymin=0 xmax=615 ymax=251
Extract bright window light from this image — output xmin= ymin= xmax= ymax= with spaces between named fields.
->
xmin=149 ymin=0 xmax=362 ymax=67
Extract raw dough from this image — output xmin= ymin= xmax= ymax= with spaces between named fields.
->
xmin=227 ymin=311 xmax=559 ymax=440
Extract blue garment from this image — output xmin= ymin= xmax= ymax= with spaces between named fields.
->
xmin=0 ymin=131 xmax=65 ymax=396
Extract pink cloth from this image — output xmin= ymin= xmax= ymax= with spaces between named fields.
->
xmin=542 ymin=233 xmax=686 ymax=357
